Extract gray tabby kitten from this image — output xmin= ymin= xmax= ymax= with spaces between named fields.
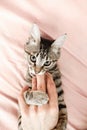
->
xmin=18 ymin=24 xmax=68 ymax=130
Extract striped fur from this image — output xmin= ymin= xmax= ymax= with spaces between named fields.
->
xmin=18 ymin=26 xmax=67 ymax=130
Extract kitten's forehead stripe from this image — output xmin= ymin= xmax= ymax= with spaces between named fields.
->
xmin=39 ymin=37 xmax=54 ymax=59
xmin=40 ymin=50 xmax=47 ymax=59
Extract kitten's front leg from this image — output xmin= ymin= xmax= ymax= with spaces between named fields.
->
xmin=56 ymin=96 xmax=68 ymax=130
xmin=52 ymin=73 xmax=68 ymax=130
xmin=52 ymin=97 xmax=68 ymax=130
xmin=18 ymin=114 xmax=23 ymax=130
xmin=51 ymin=96 xmax=67 ymax=130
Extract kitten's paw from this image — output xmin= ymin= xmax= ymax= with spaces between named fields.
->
xmin=24 ymin=90 xmax=49 ymax=106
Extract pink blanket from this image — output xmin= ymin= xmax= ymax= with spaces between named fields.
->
xmin=0 ymin=1 xmax=87 ymax=130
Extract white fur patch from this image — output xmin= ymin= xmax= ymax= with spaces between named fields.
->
xmin=36 ymin=53 xmax=46 ymax=66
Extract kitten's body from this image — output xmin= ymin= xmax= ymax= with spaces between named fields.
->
xmin=18 ymin=24 xmax=67 ymax=130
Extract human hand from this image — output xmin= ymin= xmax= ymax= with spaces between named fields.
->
xmin=18 ymin=73 xmax=59 ymax=130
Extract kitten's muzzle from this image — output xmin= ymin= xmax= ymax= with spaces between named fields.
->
xmin=35 ymin=66 xmax=42 ymax=74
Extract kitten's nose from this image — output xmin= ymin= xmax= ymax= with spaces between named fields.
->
xmin=35 ymin=67 xmax=41 ymax=74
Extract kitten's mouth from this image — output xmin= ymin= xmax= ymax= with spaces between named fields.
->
xmin=30 ymin=71 xmax=45 ymax=77
xmin=36 ymin=71 xmax=45 ymax=75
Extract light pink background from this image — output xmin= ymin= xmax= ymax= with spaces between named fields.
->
xmin=0 ymin=1 xmax=87 ymax=130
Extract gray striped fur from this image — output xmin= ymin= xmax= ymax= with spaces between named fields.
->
xmin=18 ymin=25 xmax=67 ymax=130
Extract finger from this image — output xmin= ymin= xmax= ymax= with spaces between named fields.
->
xmin=32 ymin=77 xmax=37 ymax=90
xmin=30 ymin=77 xmax=38 ymax=111
xmin=46 ymin=73 xmax=58 ymax=107
xmin=18 ymin=86 xmax=29 ymax=113
xmin=36 ymin=74 xmax=46 ymax=92
xmin=28 ymin=78 xmax=37 ymax=111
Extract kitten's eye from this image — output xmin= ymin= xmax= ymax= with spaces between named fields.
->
xmin=30 ymin=55 xmax=36 ymax=62
xmin=44 ymin=61 xmax=51 ymax=66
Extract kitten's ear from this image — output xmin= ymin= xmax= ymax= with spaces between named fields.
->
xmin=25 ymin=24 xmax=40 ymax=53
xmin=30 ymin=24 xmax=40 ymax=42
xmin=51 ymin=34 xmax=67 ymax=53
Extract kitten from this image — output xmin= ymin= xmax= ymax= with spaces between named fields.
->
xmin=18 ymin=24 xmax=68 ymax=130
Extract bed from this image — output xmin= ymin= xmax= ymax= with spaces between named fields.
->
xmin=0 ymin=0 xmax=87 ymax=130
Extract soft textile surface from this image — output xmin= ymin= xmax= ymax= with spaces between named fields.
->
xmin=0 ymin=1 xmax=87 ymax=130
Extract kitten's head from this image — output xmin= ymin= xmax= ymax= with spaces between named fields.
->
xmin=25 ymin=24 xmax=67 ymax=76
